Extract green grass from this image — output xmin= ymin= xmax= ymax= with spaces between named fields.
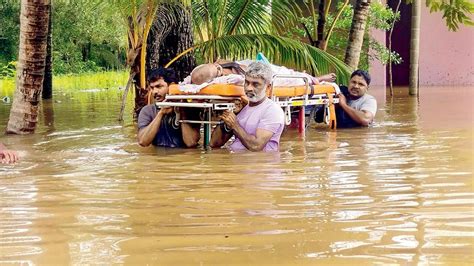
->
xmin=0 ymin=71 xmax=129 ymax=96
xmin=53 ymin=71 xmax=128 ymax=91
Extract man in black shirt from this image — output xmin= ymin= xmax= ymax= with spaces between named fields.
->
xmin=137 ymin=68 xmax=200 ymax=148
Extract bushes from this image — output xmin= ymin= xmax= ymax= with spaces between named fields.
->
xmin=0 ymin=62 xmax=16 ymax=78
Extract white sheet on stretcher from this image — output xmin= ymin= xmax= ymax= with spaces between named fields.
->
xmin=178 ymin=73 xmax=341 ymax=95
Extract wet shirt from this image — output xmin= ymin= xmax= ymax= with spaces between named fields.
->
xmin=229 ymin=98 xmax=285 ymax=152
xmin=137 ymin=104 xmax=184 ymax=148
xmin=349 ymin=93 xmax=377 ymax=117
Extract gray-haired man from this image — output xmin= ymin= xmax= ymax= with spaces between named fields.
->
xmin=210 ymin=61 xmax=285 ymax=152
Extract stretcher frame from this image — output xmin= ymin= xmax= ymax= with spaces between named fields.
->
xmin=155 ymin=94 xmax=240 ymax=147
xmin=270 ymin=75 xmax=339 ymax=135
xmin=155 ymin=76 xmax=339 ymax=147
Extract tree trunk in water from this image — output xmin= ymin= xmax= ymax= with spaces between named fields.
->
xmin=344 ymin=0 xmax=371 ymax=69
xmin=409 ymin=0 xmax=420 ymax=96
xmin=158 ymin=4 xmax=195 ymax=82
xmin=133 ymin=3 xmax=195 ymax=117
xmin=7 ymin=0 xmax=50 ymax=134
xmin=42 ymin=1 xmax=52 ymax=99
xmin=147 ymin=3 xmax=195 ymax=81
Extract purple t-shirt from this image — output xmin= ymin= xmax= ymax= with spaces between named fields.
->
xmin=230 ymin=98 xmax=285 ymax=152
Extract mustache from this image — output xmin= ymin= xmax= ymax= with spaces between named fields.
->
xmin=153 ymin=93 xmax=164 ymax=99
xmin=245 ymin=91 xmax=257 ymax=98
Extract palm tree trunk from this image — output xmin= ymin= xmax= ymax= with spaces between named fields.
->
xmin=315 ymin=0 xmax=326 ymax=49
xmin=7 ymin=0 xmax=50 ymax=134
xmin=409 ymin=0 xmax=420 ymax=96
xmin=344 ymin=0 xmax=371 ymax=69
xmin=146 ymin=4 xmax=175 ymax=73
xmin=137 ymin=2 xmax=196 ymax=117
xmin=157 ymin=4 xmax=195 ymax=81
xmin=42 ymin=1 xmax=52 ymax=99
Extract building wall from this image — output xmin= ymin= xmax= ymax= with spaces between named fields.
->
xmin=370 ymin=4 xmax=474 ymax=86
xmin=419 ymin=7 xmax=474 ymax=85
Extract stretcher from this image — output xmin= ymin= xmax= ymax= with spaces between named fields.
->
xmin=155 ymin=75 xmax=340 ymax=147
xmin=269 ymin=75 xmax=340 ymax=134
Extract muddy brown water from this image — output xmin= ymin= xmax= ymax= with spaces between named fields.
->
xmin=0 ymin=86 xmax=472 ymax=265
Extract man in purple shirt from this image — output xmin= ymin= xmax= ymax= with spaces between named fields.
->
xmin=210 ymin=61 xmax=284 ymax=152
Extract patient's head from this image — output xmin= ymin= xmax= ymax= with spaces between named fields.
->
xmin=191 ymin=63 xmax=223 ymax=85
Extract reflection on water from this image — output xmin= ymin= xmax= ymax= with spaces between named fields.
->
xmin=0 ymin=86 xmax=473 ymax=264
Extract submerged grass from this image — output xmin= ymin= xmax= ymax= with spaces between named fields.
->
xmin=54 ymin=71 xmax=128 ymax=91
xmin=0 ymin=71 xmax=128 ymax=96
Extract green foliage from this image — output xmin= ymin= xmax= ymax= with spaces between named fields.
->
xmin=0 ymin=61 xmax=16 ymax=78
xmin=426 ymin=0 xmax=474 ymax=31
xmin=0 ymin=71 xmax=128 ymax=97
xmin=191 ymin=0 xmax=351 ymax=82
xmin=52 ymin=0 xmax=127 ymax=74
xmin=289 ymin=2 xmax=402 ymax=71
xmin=53 ymin=71 xmax=128 ymax=91
xmin=0 ymin=0 xmax=127 ymax=74
xmin=0 ymin=0 xmax=20 ymax=64
xmin=195 ymin=34 xmax=352 ymax=83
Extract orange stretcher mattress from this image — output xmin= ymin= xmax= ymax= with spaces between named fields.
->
xmin=169 ymin=84 xmax=337 ymax=97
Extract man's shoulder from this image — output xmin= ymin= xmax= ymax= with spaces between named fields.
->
xmin=263 ymin=99 xmax=284 ymax=123
xmin=265 ymin=98 xmax=281 ymax=108
xmin=265 ymin=99 xmax=284 ymax=112
xmin=363 ymin=93 xmax=376 ymax=101
xmin=139 ymin=104 xmax=157 ymax=116
xmin=352 ymin=93 xmax=376 ymax=104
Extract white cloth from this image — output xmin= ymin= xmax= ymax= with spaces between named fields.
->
xmin=178 ymin=74 xmax=244 ymax=93
xmin=238 ymin=60 xmax=317 ymax=86
xmin=179 ymin=82 xmax=211 ymax=93
xmin=320 ymin=81 xmax=341 ymax=94
xmin=179 ymin=61 xmax=320 ymax=92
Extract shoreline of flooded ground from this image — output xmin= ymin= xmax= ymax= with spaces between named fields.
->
xmin=0 ymin=86 xmax=473 ymax=264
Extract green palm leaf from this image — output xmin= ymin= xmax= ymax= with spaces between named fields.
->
xmin=270 ymin=0 xmax=302 ymax=35
xmin=195 ymin=34 xmax=352 ymax=83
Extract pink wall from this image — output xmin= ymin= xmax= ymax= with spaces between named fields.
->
xmin=419 ymin=6 xmax=474 ymax=85
xmin=369 ymin=29 xmax=387 ymax=87
xmin=370 ymin=4 xmax=474 ymax=86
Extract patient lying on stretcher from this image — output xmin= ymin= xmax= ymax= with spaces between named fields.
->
xmin=182 ymin=59 xmax=336 ymax=87
xmin=177 ymin=60 xmax=336 ymax=114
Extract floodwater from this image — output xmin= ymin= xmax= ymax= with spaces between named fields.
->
xmin=0 ymin=86 xmax=473 ymax=265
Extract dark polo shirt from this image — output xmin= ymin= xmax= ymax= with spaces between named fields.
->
xmin=137 ymin=104 xmax=184 ymax=148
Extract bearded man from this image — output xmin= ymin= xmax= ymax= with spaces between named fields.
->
xmin=210 ymin=61 xmax=285 ymax=152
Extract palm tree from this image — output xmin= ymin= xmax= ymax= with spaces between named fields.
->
xmin=344 ymin=0 xmax=371 ymax=69
xmin=147 ymin=2 xmax=195 ymax=84
xmin=409 ymin=0 xmax=420 ymax=96
xmin=117 ymin=0 xmax=161 ymax=120
xmin=7 ymin=0 xmax=51 ymax=134
xmin=166 ymin=0 xmax=352 ymax=82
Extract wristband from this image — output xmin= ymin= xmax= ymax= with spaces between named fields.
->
xmin=220 ymin=122 xmax=232 ymax=133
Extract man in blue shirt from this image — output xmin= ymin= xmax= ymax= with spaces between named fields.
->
xmin=137 ymin=68 xmax=200 ymax=148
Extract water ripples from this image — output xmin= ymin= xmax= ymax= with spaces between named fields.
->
xmin=1 ymin=89 xmax=473 ymax=264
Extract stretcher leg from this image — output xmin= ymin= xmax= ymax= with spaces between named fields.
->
xmin=327 ymin=93 xmax=337 ymax=129
xmin=298 ymin=106 xmax=305 ymax=135
xmin=284 ymin=106 xmax=291 ymax=125
xmin=204 ymin=108 xmax=211 ymax=148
